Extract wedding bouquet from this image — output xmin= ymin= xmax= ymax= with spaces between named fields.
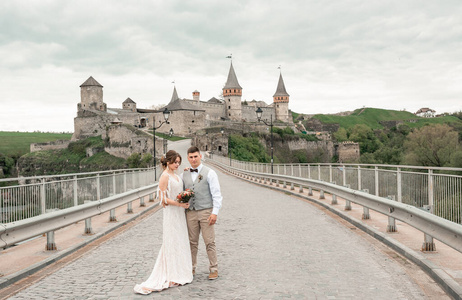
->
xmin=177 ymin=189 xmax=194 ymax=203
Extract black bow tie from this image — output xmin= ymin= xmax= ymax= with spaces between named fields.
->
xmin=190 ymin=168 xmax=198 ymax=173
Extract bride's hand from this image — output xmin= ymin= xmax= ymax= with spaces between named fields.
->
xmin=180 ymin=202 xmax=190 ymax=209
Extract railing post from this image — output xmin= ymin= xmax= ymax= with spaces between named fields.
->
xmin=428 ymin=169 xmax=434 ymax=213
xmin=318 ymin=164 xmax=321 ymax=180
xmin=149 ymin=193 xmax=154 ymax=202
xmin=319 ymin=190 xmax=325 ymax=199
xmin=113 ymin=172 xmax=116 ymax=196
xmin=73 ymin=175 xmax=78 ymax=206
xmin=96 ymin=174 xmax=101 ymax=200
xmin=342 ymin=165 xmax=346 ymax=186
xmin=299 ymin=184 xmax=303 ymax=193
xmin=344 ymin=200 xmax=352 ymax=211
xmin=140 ymin=195 xmax=146 ymax=207
xmin=422 ymin=233 xmax=436 ymax=251
xmin=331 ymin=194 xmax=337 ymax=205
xmin=124 ymin=171 xmax=127 ymax=192
xmin=283 ymin=181 xmax=287 ymax=188
xmin=307 ymin=164 xmax=311 ymax=179
xmin=329 ymin=165 xmax=332 ymax=183
xmin=386 ymin=195 xmax=397 ymax=232
xmin=83 ymin=200 xmax=93 ymax=234
xmin=291 ymin=164 xmax=294 ymax=176
xmin=361 ymin=189 xmax=370 ymax=219
xmin=299 ymin=164 xmax=302 ymax=177
xmin=110 ymin=209 xmax=117 ymax=222
xmin=308 ymin=187 xmax=313 ymax=196
xmin=357 ymin=166 xmax=362 ymax=191
xmin=127 ymin=201 xmax=133 ymax=213
xmin=397 ymin=168 xmax=402 ymax=203
xmin=277 ymin=165 xmax=280 ymax=174
xmin=46 ymin=231 xmax=57 ymax=250
xmin=290 ymin=182 xmax=294 ymax=190
xmin=374 ymin=166 xmax=379 ymax=197
xmin=40 ymin=179 xmax=46 ymax=214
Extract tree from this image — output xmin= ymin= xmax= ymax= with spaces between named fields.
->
xmin=140 ymin=153 xmax=153 ymax=168
xmin=348 ymin=124 xmax=381 ymax=154
xmin=403 ymin=124 xmax=460 ymax=167
xmin=127 ymin=153 xmax=141 ymax=168
xmin=333 ymin=128 xmax=348 ymax=142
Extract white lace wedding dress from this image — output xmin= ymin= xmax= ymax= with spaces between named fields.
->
xmin=134 ymin=173 xmax=193 ymax=294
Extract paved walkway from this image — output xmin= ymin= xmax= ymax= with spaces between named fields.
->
xmin=7 ymin=166 xmax=442 ymax=299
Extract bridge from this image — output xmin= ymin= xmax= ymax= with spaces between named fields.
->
xmin=0 ymin=139 xmax=461 ymax=299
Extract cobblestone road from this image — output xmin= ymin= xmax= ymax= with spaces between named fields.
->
xmin=9 ymin=166 xmax=428 ymax=299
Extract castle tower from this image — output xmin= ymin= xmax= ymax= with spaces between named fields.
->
xmin=192 ymin=90 xmax=200 ymax=102
xmin=79 ymin=76 xmax=106 ymax=112
xmin=170 ymin=86 xmax=179 ymax=103
xmin=223 ymin=62 xmax=242 ymax=120
xmin=122 ymin=97 xmax=137 ymax=112
xmin=273 ymin=72 xmax=290 ymax=122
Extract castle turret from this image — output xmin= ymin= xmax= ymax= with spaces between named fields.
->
xmin=78 ymin=76 xmax=106 ymax=112
xmin=123 ymin=97 xmax=137 ymax=112
xmin=193 ymin=90 xmax=200 ymax=102
xmin=273 ymin=72 xmax=290 ymax=122
xmin=170 ymin=86 xmax=179 ymax=103
xmin=223 ymin=62 xmax=242 ymax=120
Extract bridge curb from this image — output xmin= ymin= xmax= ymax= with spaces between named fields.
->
xmin=213 ymin=165 xmax=462 ymax=300
xmin=0 ymin=202 xmax=160 ymax=291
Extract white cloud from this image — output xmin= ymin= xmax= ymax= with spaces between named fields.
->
xmin=0 ymin=0 xmax=461 ymax=132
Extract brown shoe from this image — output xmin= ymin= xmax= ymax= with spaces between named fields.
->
xmin=208 ymin=271 xmax=218 ymax=280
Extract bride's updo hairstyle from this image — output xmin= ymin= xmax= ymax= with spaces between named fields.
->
xmin=160 ymin=150 xmax=182 ymax=170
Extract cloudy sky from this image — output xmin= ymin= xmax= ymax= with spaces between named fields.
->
xmin=1 ymin=0 xmax=462 ymax=132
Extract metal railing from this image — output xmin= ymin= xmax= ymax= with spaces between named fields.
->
xmin=207 ymin=159 xmax=462 ymax=254
xmin=209 ymin=155 xmax=462 ymax=224
xmin=0 ymin=167 xmax=160 ymax=224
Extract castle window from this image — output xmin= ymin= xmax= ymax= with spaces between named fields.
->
xmin=192 ymin=120 xmax=195 ymax=123
xmin=277 ymin=105 xmax=279 ymax=108
xmin=228 ymin=99 xmax=230 ymax=102
xmin=228 ymin=106 xmax=231 ymax=109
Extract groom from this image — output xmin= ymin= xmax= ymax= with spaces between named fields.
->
xmin=183 ymin=146 xmax=223 ymax=280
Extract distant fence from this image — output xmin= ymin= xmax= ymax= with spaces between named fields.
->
xmin=0 ymin=166 xmax=160 ymax=223
xmin=208 ymin=154 xmax=462 ymax=224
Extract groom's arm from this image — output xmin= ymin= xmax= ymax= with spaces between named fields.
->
xmin=207 ymin=170 xmax=222 ymax=225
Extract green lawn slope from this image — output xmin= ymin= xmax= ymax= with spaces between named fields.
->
xmin=312 ymin=108 xmax=460 ymax=130
xmin=0 ymin=131 xmax=72 ymax=156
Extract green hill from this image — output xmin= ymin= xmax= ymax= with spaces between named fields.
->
xmin=0 ymin=131 xmax=72 ymax=157
xmin=311 ymin=108 xmax=460 ymax=130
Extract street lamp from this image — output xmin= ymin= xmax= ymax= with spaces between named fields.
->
xmin=153 ymin=108 xmax=171 ymax=180
xmin=256 ymin=107 xmax=274 ymax=174
xmin=164 ymin=128 xmax=174 ymax=154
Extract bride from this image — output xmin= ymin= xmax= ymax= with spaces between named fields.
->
xmin=134 ymin=150 xmax=193 ymax=295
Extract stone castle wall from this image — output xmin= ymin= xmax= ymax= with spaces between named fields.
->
xmin=337 ymin=142 xmax=360 ymax=163
xmin=30 ymin=140 xmax=71 ymax=153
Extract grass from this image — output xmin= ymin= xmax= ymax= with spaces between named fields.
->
xmin=18 ymin=136 xmax=124 ymax=176
xmin=150 ymin=131 xmax=187 ymax=141
xmin=312 ymin=108 xmax=461 ymax=130
xmin=0 ymin=131 xmax=72 ymax=156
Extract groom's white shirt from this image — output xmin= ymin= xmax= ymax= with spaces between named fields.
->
xmin=181 ymin=164 xmax=223 ymax=215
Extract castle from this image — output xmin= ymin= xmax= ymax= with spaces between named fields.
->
xmin=72 ymin=62 xmax=294 ymax=142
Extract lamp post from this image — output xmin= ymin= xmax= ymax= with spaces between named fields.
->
xmin=153 ymin=108 xmax=171 ymax=181
xmin=256 ymin=107 xmax=273 ymax=174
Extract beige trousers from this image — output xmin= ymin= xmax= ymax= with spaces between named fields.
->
xmin=185 ymin=208 xmax=218 ymax=273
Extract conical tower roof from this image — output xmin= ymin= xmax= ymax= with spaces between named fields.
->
xmin=273 ymin=72 xmax=289 ymax=97
xmin=123 ymin=97 xmax=136 ymax=104
xmin=170 ymin=86 xmax=179 ymax=103
xmin=80 ymin=76 xmax=103 ymax=87
xmin=223 ymin=62 xmax=242 ymax=90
